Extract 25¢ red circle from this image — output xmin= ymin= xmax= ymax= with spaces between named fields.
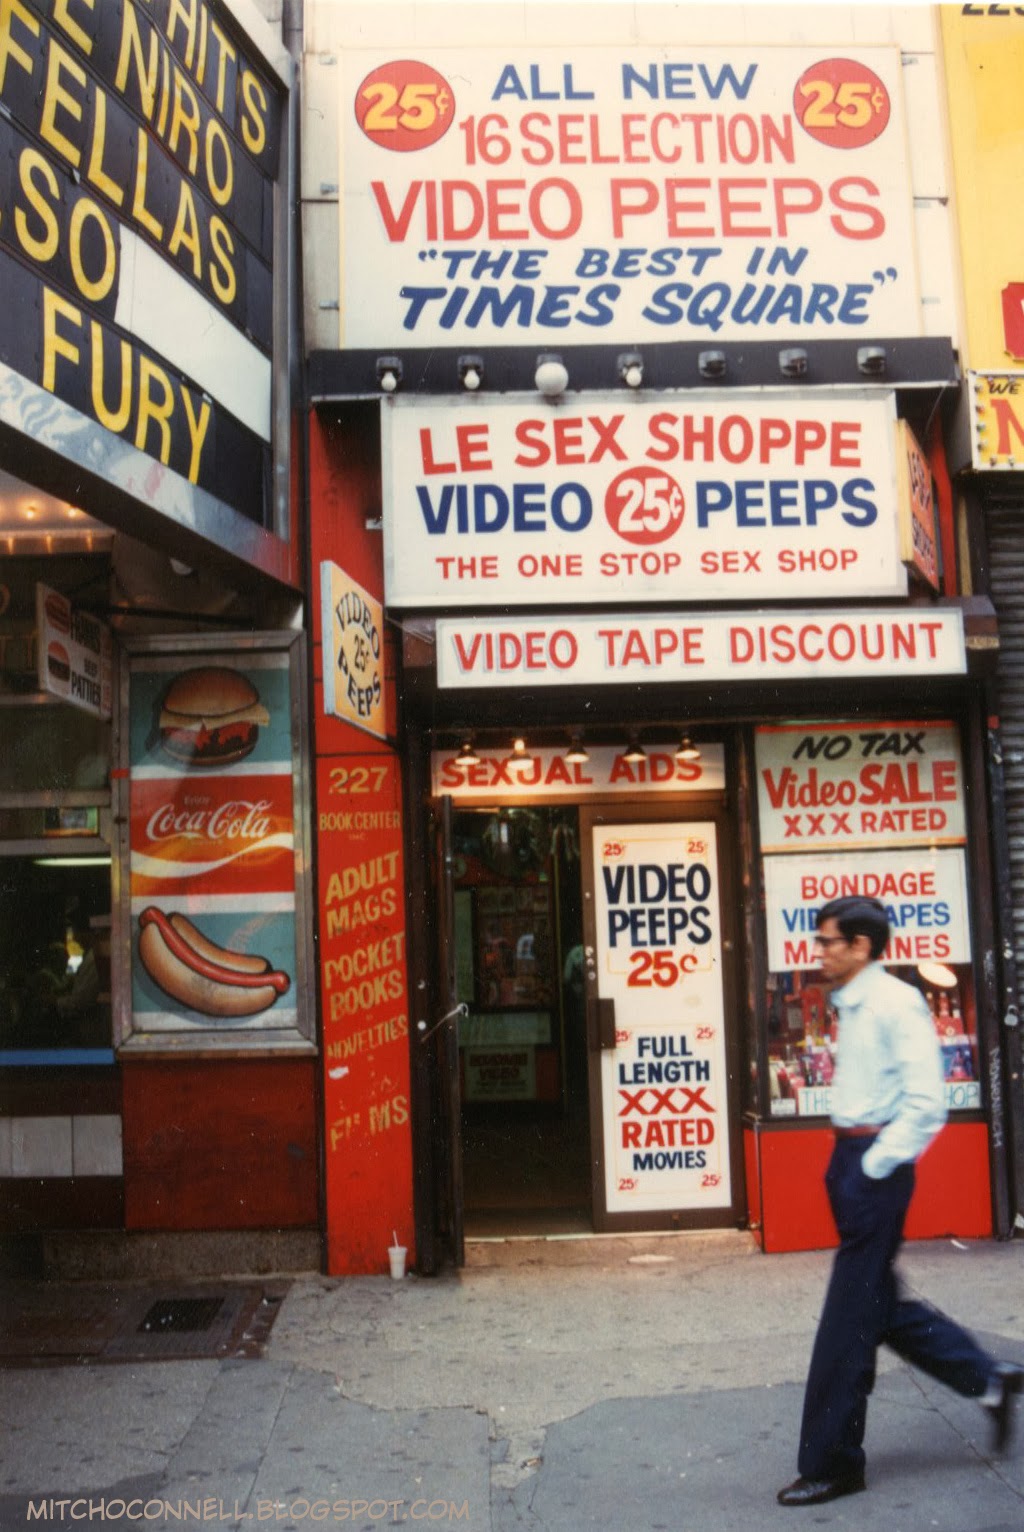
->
xmin=605 ymin=466 xmax=685 ymax=546
xmin=355 ymin=60 xmax=455 ymax=152
xmin=793 ymin=58 xmax=890 ymax=149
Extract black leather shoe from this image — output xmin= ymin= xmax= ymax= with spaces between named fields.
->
xmin=984 ymin=1362 xmax=1024 ymax=1454
xmin=777 ymin=1474 xmax=866 ymax=1507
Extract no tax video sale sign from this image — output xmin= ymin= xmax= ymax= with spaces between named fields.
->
xmin=340 ymin=45 xmax=919 ymax=347
xmin=756 ymin=720 xmax=966 ymax=853
xmin=382 ymin=392 xmax=904 ymax=607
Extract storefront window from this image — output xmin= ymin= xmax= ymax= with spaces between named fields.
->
xmin=0 ymin=855 xmax=112 ymax=1054
xmin=2 ymin=558 xmax=114 ymax=1058
xmin=756 ymin=720 xmax=980 ymax=1119
xmin=0 ymin=703 xmax=109 ymax=795
xmin=765 ymin=956 xmax=980 ymax=1119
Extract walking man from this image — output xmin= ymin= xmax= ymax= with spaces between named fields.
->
xmin=777 ymin=895 xmax=1023 ymax=1507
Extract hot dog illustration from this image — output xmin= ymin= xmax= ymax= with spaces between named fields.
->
xmin=138 ymin=907 xmax=290 ymax=1017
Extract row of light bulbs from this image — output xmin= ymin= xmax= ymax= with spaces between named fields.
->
xmin=376 ymin=346 xmax=890 ymax=397
xmin=454 ymin=733 xmax=701 ymax=766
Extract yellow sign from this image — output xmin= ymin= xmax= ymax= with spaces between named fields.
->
xmin=896 ymin=421 xmax=940 ymax=589
xmin=320 ymin=562 xmax=386 ymax=740
xmin=970 ymin=373 xmax=1024 ymax=471
xmin=942 ymin=9 xmax=1024 ymax=371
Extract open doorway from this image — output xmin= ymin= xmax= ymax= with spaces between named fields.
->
xmin=450 ymin=805 xmax=592 ymax=1236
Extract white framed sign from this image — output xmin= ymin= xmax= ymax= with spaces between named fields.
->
xmin=36 ymin=583 xmax=113 ymax=720
xmin=383 ymin=392 xmax=904 ymax=607
xmin=764 ymin=847 xmax=972 ymax=971
xmin=436 ymin=609 xmax=966 ymax=689
xmin=756 ymin=720 xmax=966 ymax=852
xmin=340 ymin=45 xmax=919 ymax=347
xmin=593 ymin=820 xmax=731 ymax=1214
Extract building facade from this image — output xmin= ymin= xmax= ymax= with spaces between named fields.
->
xmin=0 ymin=0 xmax=320 ymax=1275
xmin=303 ymin=1 xmax=1019 ymax=1273
xmin=6 ymin=1 xmax=1022 ymax=1282
xmin=940 ymin=2 xmax=1024 ymax=1234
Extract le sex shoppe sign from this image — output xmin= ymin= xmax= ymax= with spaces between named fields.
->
xmin=382 ymin=392 xmax=904 ymax=607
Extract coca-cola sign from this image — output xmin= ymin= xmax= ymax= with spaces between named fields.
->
xmin=131 ymin=779 xmax=295 ymax=896
xmin=145 ymin=797 xmax=276 ymax=845
xmin=130 ymin=778 xmax=294 ymax=894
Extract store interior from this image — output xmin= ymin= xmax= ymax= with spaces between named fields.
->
xmin=451 ymin=806 xmax=593 ymax=1236
xmin=0 ymin=856 xmax=112 ymax=1055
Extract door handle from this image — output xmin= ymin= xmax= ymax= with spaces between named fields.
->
xmin=586 ymin=997 xmax=617 ymax=1051
xmin=416 ymin=1002 xmax=467 ymax=1044
xmin=598 ymin=997 xmax=616 ymax=1050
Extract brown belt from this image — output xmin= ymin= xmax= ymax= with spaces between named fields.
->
xmin=833 ymin=1124 xmax=886 ymax=1139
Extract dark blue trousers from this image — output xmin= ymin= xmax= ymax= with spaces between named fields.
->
xmin=797 ymin=1137 xmax=993 ymax=1481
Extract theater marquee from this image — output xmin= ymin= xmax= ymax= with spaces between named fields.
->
xmin=0 ymin=0 xmax=291 ymax=535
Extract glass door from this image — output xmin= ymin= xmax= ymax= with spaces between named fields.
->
xmin=580 ymin=805 xmax=743 ymax=1232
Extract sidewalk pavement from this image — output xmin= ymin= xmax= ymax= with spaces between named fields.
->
xmin=2 ymin=1230 xmax=1023 ymax=1532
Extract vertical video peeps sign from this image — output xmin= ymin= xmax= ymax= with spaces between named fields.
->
xmin=320 ymin=562 xmax=386 ymax=741
xmin=592 ymin=821 xmax=731 ymax=1215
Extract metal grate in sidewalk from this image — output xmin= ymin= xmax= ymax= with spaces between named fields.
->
xmin=0 ymin=1281 xmax=288 ymax=1366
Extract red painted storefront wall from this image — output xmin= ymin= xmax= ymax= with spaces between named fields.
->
xmin=308 ymin=408 xmax=415 ymax=1274
xmin=123 ymin=1059 xmax=317 ymax=1229
xmin=745 ymin=1122 xmax=992 ymax=1253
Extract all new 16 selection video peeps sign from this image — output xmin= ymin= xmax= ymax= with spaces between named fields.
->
xmin=383 ymin=392 xmax=903 ymax=606
xmin=340 ymin=44 xmax=919 ymax=347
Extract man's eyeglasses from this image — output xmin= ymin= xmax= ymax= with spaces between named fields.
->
xmin=813 ymin=935 xmax=848 ymax=949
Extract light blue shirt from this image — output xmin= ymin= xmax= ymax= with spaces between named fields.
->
xmin=829 ymin=961 xmax=947 ymax=1180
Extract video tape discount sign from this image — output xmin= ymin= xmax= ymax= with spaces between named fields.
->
xmin=383 ymin=392 xmax=904 ymax=606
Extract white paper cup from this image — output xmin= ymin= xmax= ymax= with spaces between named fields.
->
xmin=388 ymin=1245 xmax=407 ymax=1280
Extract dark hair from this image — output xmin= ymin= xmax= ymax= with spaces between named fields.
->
xmin=816 ymin=896 xmax=890 ymax=960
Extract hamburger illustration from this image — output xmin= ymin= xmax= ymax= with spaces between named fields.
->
xmin=157 ymin=666 xmax=270 ymax=767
